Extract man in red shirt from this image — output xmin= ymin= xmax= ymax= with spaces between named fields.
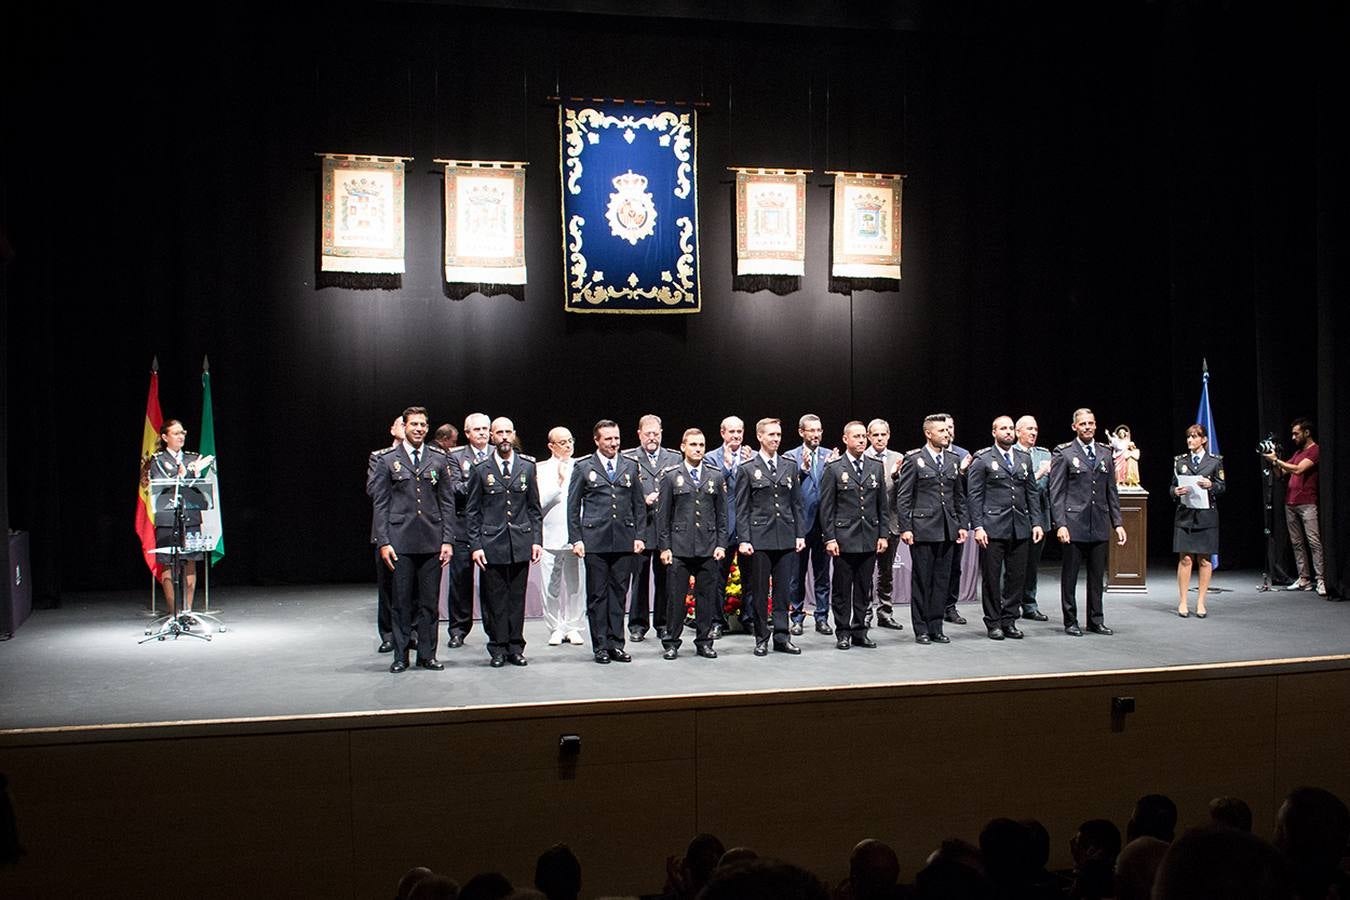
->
xmin=1264 ymin=418 xmax=1325 ymax=596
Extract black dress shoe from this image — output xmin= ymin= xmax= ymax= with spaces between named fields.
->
xmin=753 ymin=641 xmax=769 ymax=657
xmin=944 ymin=611 xmax=968 ymax=625
xmin=987 ymin=628 xmax=1006 ymax=641
xmin=1065 ymin=625 xmax=1083 ymax=636
xmin=697 ymin=645 xmax=718 ymax=659
xmin=854 ymin=636 xmax=878 ymax=648
xmin=789 ymin=621 xmax=804 ymax=636
xmin=836 ymin=638 xmax=851 ymax=650
xmin=1003 ymin=626 xmax=1025 ymax=639
xmin=506 ymin=653 xmax=528 ymax=666
xmin=662 ymin=647 xmax=678 ymax=660
xmin=389 ymin=659 xmax=408 ymax=673
xmin=1087 ymin=624 xmax=1114 ymax=635
xmin=710 ymin=624 xmax=724 ymax=639
xmin=628 ymin=629 xmax=645 ymax=643
xmin=417 ymin=658 xmax=444 ymax=670
xmin=915 ymin=633 xmax=932 ymax=645
xmin=1022 ymin=609 xmax=1049 ymax=621
xmin=378 ymin=640 xmax=395 ymax=653
xmin=774 ymin=640 xmax=802 ymax=655
xmin=877 ymin=616 xmax=904 ymax=630
xmin=489 ymin=655 xmax=506 ymax=668
xmin=815 ymin=621 xmax=834 ymax=635
xmin=931 ymin=633 xmax=951 ymax=644
xmin=447 ymin=633 xmax=465 ymax=648
xmin=608 ymin=648 xmax=632 ymax=662
xmin=593 ymin=651 xmax=611 ymax=664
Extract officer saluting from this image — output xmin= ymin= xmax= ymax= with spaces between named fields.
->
xmin=894 ymin=414 xmax=968 ymax=645
xmin=735 ymin=417 xmax=807 ymax=657
xmin=655 ymin=428 xmax=728 ymax=660
xmin=568 ymin=419 xmax=648 ymax=664
xmin=1048 ymin=407 xmax=1126 ymax=636
xmin=820 ymin=421 xmax=889 ymax=649
xmin=967 ymin=415 xmax=1046 ymax=641
xmin=369 ymin=406 xmax=454 ymax=673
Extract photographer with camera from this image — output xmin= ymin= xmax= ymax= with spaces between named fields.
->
xmin=1263 ymin=418 xmax=1326 ymax=596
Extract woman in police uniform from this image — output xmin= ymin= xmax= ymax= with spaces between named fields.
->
xmin=1171 ymin=423 xmax=1225 ymax=618
xmin=141 ymin=419 xmax=204 ymax=618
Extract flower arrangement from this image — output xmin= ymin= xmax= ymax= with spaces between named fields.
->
xmin=684 ymin=553 xmax=748 ymax=624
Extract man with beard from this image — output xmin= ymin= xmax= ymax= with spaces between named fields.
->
xmin=706 ymin=416 xmax=756 ymax=636
xmin=820 ymin=421 xmax=888 ymax=649
xmin=368 ymin=415 xmax=405 ymax=653
xmin=656 ymin=428 xmax=728 ymax=659
xmin=623 ymin=414 xmax=682 ymax=642
xmin=1049 ymin=408 xmax=1127 ymax=636
xmin=783 ymin=414 xmax=834 ymax=636
xmin=1264 ymin=418 xmax=1326 ymax=596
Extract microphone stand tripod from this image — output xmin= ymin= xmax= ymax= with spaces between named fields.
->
xmin=141 ymin=470 xmax=215 ymax=642
xmin=1257 ymin=455 xmax=1277 ymax=592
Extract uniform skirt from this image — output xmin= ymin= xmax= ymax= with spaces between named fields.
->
xmin=1173 ymin=523 xmax=1219 ymax=556
xmin=155 ymin=525 xmax=205 ymax=562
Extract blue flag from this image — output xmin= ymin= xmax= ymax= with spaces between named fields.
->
xmin=1196 ymin=359 xmax=1219 ymax=569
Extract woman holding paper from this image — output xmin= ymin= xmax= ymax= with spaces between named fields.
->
xmin=141 ymin=419 xmax=205 ymax=618
xmin=1171 ymin=424 xmax=1226 ymax=617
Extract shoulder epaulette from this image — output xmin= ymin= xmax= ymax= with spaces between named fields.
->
xmin=375 ymin=446 xmax=398 ymax=456
xmin=621 ymin=448 xmax=640 ymax=458
xmin=973 ymin=447 xmax=994 ymax=458
xmin=1055 ymin=442 xmax=1073 ymax=451
xmin=574 ymin=453 xmax=594 ymax=463
xmin=425 ymin=444 xmax=447 ymax=456
xmin=519 ymin=453 xmax=537 ymax=463
xmin=905 ymin=448 xmax=923 ymax=457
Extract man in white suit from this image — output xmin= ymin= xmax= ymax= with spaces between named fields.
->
xmin=536 ymin=426 xmax=587 ymax=646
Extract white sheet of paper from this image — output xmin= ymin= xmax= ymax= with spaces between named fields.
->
xmin=1177 ymin=474 xmax=1209 ymax=509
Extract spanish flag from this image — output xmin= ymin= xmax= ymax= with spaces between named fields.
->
xmin=136 ymin=358 xmax=163 ymax=575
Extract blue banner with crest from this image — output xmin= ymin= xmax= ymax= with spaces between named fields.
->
xmin=560 ymin=103 xmax=699 ymax=314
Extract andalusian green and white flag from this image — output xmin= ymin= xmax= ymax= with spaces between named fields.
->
xmin=199 ymin=356 xmax=225 ymax=565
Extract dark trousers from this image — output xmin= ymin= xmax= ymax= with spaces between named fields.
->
xmin=390 ymin=551 xmax=441 ymax=662
xmin=627 ymin=548 xmax=669 ymax=636
xmin=746 ymin=547 xmax=795 ymax=643
xmin=945 ymin=537 xmax=965 ymax=614
xmin=585 ymin=552 xmax=634 ymax=652
xmin=872 ymin=535 xmax=901 ymax=620
xmin=789 ymin=529 xmax=831 ymax=623
xmin=1061 ymin=540 xmax=1107 ymax=628
xmin=1022 ymin=533 xmax=1046 ymax=614
xmin=910 ymin=540 xmax=955 ymax=637
xmin=446 ymin=537 xmax=476 ymax=638
xmin=980 ymin=537 xmax=1029 ymax=631
xmin=376 ymin=547 xmax=394 ymax=642
xmin=831 ymin=551 xmax=878 ymax=640
xmin=665 ymin=555 xmax=717 ymax=649
xmin=714 ymin=542 xmax=753 ymax=628
xmin=481 ymin=559 xmax=529 ymax=658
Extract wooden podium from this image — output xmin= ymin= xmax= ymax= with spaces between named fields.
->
xmin=1108 ymin=487 xmax=1148 ymax=591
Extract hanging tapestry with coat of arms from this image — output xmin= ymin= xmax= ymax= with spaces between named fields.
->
xmin=735 ymin=170 xmax=807 ymax=276
xmin=560 ymin=102 xmax=699 ymax=314
xmin=320 ymin=155 xmax=407 ymax=274
xmin=443 ymin=163 xmax=527 ymax=284
xmin=830 ymin=174 xmax=902 ymax=280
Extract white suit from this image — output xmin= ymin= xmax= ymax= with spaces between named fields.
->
xmin=535 ymin=455 xmax=586 ymax=639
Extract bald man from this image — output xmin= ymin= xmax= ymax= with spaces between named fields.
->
xmin=536 ymin=426 xmax=586 ymax=645
xmin=967 ymin=416 xmax=1045 ymax=640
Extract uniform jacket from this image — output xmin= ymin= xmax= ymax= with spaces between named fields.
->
xmin=894 ymin=446 xmax=968 ymax=542
xmin=467 ymin=453 xmax=543 ymax=564
xmin=733 ymin=453 xmax=806 ymax=552
xmin=655 ymin=461 xmax=728 ymax=557
xmin=967 ymin=445 xmax=1045 ymax=540
xmin=567 ymin=452 xmax=648 ymax=552
xmin=448 ymin=445 xmax=493 ymax=543
xmin=782 ymin=443 xmax=829 ymax=534
xmin=1171 ymin=450 xmax=1225 ymax=530
xmin=370 ymin=444 xmax=454 ymax=554
xmin=149 ymin=449 xmax=204 ymax=528
xmin=820 ymin=454 xmax=888 ymax=552
xmin=1048 ymin=440 xmax=1123 ymax=541
xmin=866 ymin=447 xmax=905 ymax=535
xmin=1020 ymin=444 xmax=1053 ymax=534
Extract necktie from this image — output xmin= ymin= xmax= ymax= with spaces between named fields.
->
xmin=854 ymin=458 xmax=864 ymax=479
xmin=1086 ymin=444 xmax=1096 ymax=463
xmin=1005 ymin=451 xmax=1014 ymax=470
xmin=412 ymin=448 xmax=420 ymax=468
xmin=606 ymin=458 xmax=616 ymax=481
xmin=768 ymin=458 xmax=777 ymax=476
xmin=805 ymin=449 xmax=814 ymax=471
xmin=690 ymin=467 xmax=700 ymax=486
xmin=1192 ymin=454 xmax=1200 ymax=468
xmin=476 ymin=449 xmax=486 ymax=463
xmin=501 ymin=459 xmax=510 ymax=480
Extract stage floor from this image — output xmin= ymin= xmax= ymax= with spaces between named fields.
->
xmin=2 ymin=567 xmax=1346 ymax=734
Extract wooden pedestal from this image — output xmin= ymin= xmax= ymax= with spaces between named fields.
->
xmin=1108 ymin=488 xmax=1148 ymax=592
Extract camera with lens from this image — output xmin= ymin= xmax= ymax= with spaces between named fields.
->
xmin=1256 ymin=433 xmax=1281 ymax=456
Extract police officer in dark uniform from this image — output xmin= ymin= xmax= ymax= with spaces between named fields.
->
xmin=1048 ymin=407 xmax=1127 ymax=636
xmin=894 ymin=414 xmax=969 ymax=644
xmin=623 ymin=414 xmax=683 ymax=643
xmin=735 ymin=417 xmax=807 ymax=657
xmin=467 ymin=417 xmax=543 ymax=667
xmin=568 ymin=419 xmax=648 ymax=664
xmin=656 ymin=428 xmax=728 ymax=660
xmin=370 ymin=406 xmax=454 ymax=673
xmin=446 ymin=413 xmax=493 ymax=647
xmin=820 ymin=421 xmax=889 ymax=649
xmin=367 ymin=416 xmax=405 ymax=653
xmin=1171 ymin=423 xmax=1225 ymax=618
xmin=968 ymin=415 xmax=1046 ymax=641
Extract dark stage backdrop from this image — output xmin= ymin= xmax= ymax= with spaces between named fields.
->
xmin=2 ymin=1 xmax=1345 ymax=600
